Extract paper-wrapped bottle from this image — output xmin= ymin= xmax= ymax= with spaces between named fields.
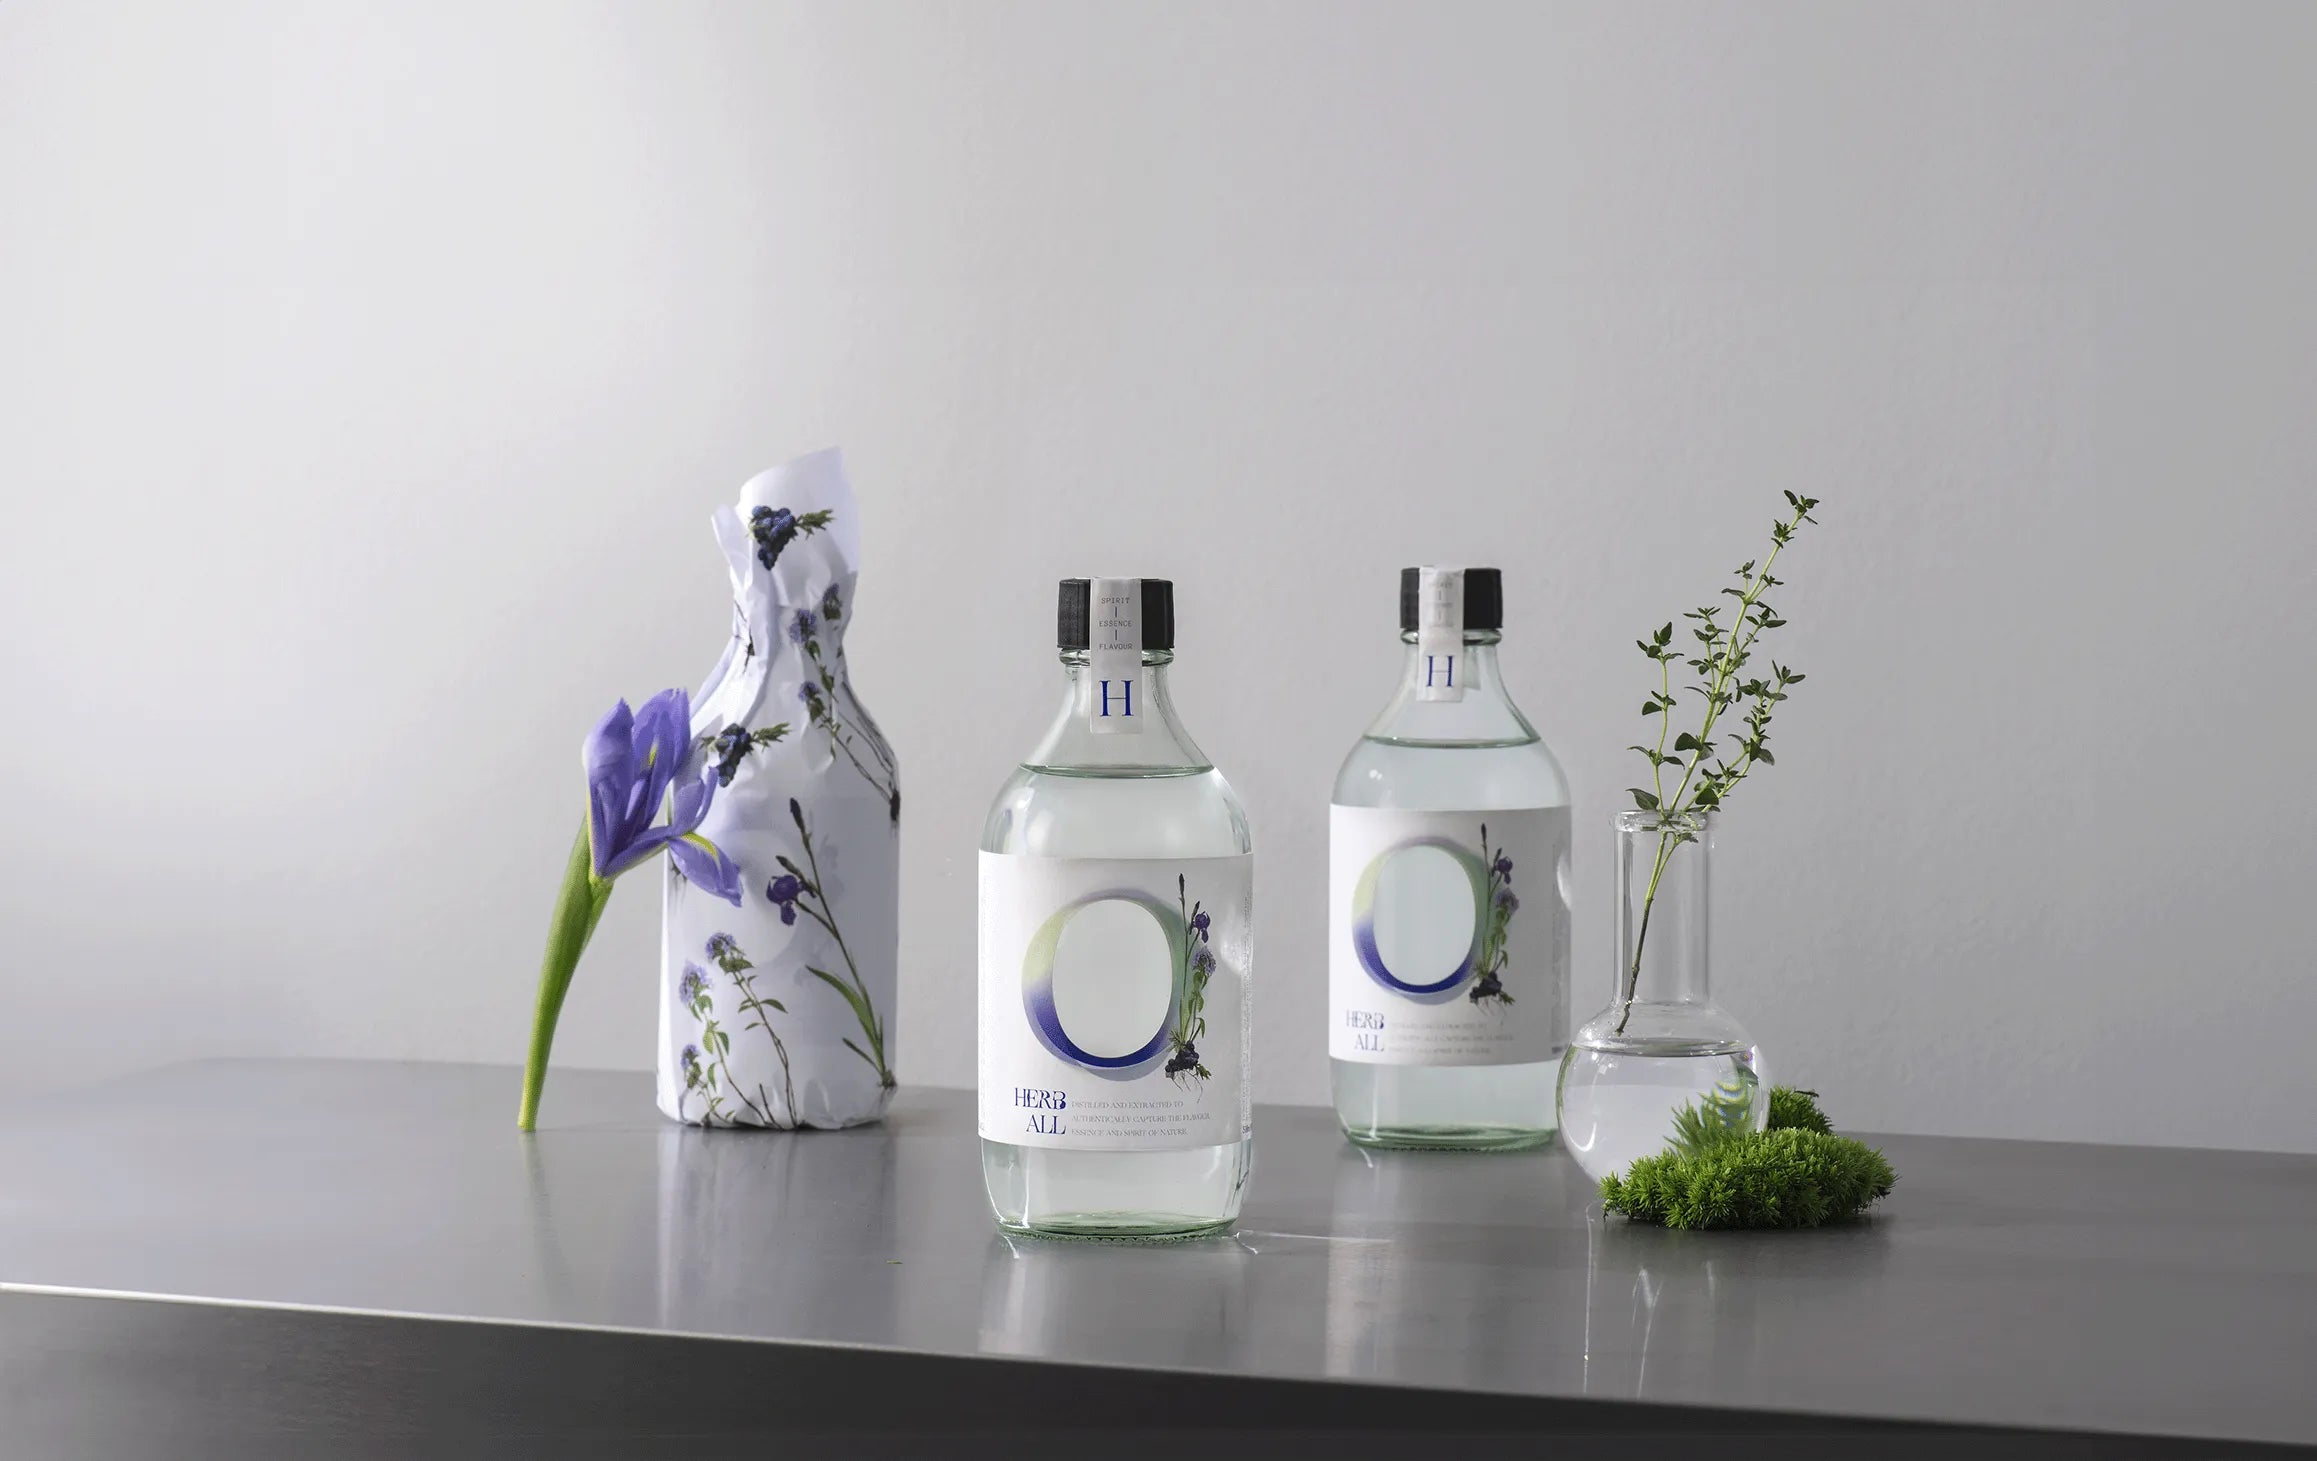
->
xmin=659 ymin=449 xmax=899 ymax=1128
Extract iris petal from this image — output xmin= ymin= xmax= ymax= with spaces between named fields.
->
xmin=601 ymin=823 xmax=677 ymax=880
xmin=583 ymin=700 xmax=636 ymax=877
xmin=667 ymin=767 xmax=715 ymax=838
xmin=581 ymin=688 xmax=720 ymax=884
xmin=670 ymin=833 xmax=744 ymax=907
xmin=631 ymin=689 xmax=692 ymax=818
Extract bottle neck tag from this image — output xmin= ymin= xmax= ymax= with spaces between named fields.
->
xmin=1088 ymin=577 xmax=1144 ymax=734
xmin=1415 ymin=567 xmax=1466 ymax=702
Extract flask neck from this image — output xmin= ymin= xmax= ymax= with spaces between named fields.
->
xmin=1025 ymin=652 xmax=1212 ymax=773
xmin=1613 ymin=812 xmax=1714 ymax=1020
xmin=1364 ymin=633 xmax=1539 ymax=746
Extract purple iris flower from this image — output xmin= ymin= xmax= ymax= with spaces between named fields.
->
xmin=790 ymin=610 xmax=818 ymax=644
xmin=1190 ymin=910 xmax=1211 ymax=939
xmin=584 ymin=689 xmax=742 ymax=905
xmin=766 ymin=874 xmax=804 ymax=925
xmin=1494 ymin=855 xmax=1514 ymax=878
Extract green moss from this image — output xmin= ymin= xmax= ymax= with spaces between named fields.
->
xmin=1766 ymin=1086 xmax=1833 ymax=1135
xmin=1600 ymin=1086 xmax=1894 ymax=1231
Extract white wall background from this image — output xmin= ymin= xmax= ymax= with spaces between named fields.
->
xmin=4 ymin=1 xmax=2313 ymax=1151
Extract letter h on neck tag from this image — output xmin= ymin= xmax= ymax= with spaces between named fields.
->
xmin=1089 ymin=576 xmax=1143 ymax=735
xmin=1416 ymin=567 xmax=1465 ymax=702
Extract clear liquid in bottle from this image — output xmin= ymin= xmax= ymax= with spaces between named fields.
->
xmin=1329 ymin=567 xmax=1572 ymax=1151
xmin=979 ymin=578 xmax=1253 ymax=1236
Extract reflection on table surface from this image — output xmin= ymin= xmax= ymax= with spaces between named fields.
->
xmin=5 ymin=1060 xmax=2315 ymax=1446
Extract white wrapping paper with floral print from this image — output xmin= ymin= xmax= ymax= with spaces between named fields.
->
xmin=658 ymin=449 xmax=900 ymax=1128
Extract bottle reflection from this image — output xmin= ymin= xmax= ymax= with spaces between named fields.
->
xmin=979 ymin=1231 xmax=1258 ymax=1370
xmin=1321 ymin=1144 xmax=1559 ymax=1385
xmin=653 ymin=1123 xmax=900 ymax=1338
xmin=1321 ymin=1145 xmax=1404 ymax=1379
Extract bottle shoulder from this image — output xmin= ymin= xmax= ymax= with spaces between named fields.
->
xmin=1331 ymin=733 xmax=1570 ymax=811
xmin=982 ymin=763 xmax=1252 ymax=858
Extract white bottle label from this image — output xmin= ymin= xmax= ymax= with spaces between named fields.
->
xmin=1087 ymin=577 xmax=1143 ymax=735
xmin=1414 ymin=567 xmax=1465 ymax=702
xmin=1328 ymin=805 xmax=1569 ymax=1066
xmin=979 ymin=852 xmax=1253 ymax=1150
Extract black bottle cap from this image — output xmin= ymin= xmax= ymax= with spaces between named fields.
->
xmin=1058 ymin=578 xmax=1176 ymax=651
xmin=1400 ymin=567 xmax=1503 ymax=632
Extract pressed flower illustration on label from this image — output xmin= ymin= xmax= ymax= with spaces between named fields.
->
xmin=979 ymin=852 xmax=1253 ymax=1151
xmin=1328 ymin=806 xmax=1570 ymax=1066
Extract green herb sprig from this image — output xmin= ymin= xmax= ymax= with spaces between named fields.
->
xmin=1619 ymin=491 xmax=1821 ymax=1032
xmin=1601 ymin=1087 xmax=1895 ymax=1230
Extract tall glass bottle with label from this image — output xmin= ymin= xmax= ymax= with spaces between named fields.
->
xmin=980 ymin=578 xmax=1254 ymax=1237
xmin=1330 ymin=567 xmax=1572 ymax=1150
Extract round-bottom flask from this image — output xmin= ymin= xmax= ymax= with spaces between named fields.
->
xmin=1558 ymin=809 xmax=1766 ymax=1182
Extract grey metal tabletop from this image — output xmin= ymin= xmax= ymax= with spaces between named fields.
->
xmin=1 ymin=1059 xmax=2311 ymax=1453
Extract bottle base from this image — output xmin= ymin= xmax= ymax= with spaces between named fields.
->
xmin=1340 ymin=1122 xmax=1557 ymax=1153
xmin=996 ymin=1213 xmax=1238 ymax=1241
xmin=1329 ymin=1058 xmax=1560 ymax=1153
xmin=981 ymin=1138 xmax=1249 ymax=1240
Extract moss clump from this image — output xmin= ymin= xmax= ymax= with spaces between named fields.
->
xmin=1766 ymin=1085 xmax=1833 ymax=1135
xmin=1600 ymin=1085 xmax=1894 ymax=1231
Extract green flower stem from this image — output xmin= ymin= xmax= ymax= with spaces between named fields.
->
xmin=1618 ymin=502 xmax=1809 ymax=1035
xmin=730 ymin=969 xmax=798 ymax=1120
xmin=793 ymin=826 xmax=893 ymax=1086
xmin=1663 ymin=536 xmax=1790 ymax=814
xmin=827 ymin=724 xmax=893 ymax=802
xmin=517 ymin=822 xmax=613 ymax=1131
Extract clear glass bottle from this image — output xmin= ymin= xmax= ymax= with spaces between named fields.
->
xmin=1557 ymin=809 xmax=1766 ymax=1182
xmin=1329 ymin=567 xmax=1572 ymax=1150
xmin=979 ymin=578 xmax=1254 ymax=1238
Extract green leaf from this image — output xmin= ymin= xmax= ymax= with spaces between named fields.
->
xmin=1628 ymin=788 xmax=1660 ymax=811
xmin=807 ymin=966 xmax=879 ymax=1049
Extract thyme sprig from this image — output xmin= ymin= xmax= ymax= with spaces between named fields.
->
xmin=1618 ymin=492 xmax=1820 ymax=1033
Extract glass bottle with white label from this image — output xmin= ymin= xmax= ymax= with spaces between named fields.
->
xmin=1329 ymin=566 xmax=1572 ymax=1150
xmin=980 ymin=577 xmax=1254 ymax=1237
